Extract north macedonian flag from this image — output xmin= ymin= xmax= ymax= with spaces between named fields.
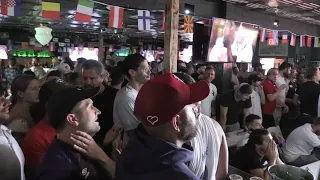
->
xmin=184 ymin=15 xmax=194 ymax=33
xmin=42 ymin=2 xmax=60 ymax=20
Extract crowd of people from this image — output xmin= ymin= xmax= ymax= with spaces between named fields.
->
xmin=0 ymin=53 xmax=320 ymax=180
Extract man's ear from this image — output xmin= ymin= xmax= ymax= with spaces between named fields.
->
xmin=172 ymin=114 xmax=181 ymax=132
xmin=66 ymin=114 xmax=80 ymax=127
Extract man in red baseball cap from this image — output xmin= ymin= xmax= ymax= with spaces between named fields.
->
xmin=115 ymin=73 xmax=210 ymax=180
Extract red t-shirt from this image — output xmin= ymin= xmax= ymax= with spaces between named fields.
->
xmin=262 ymin=79 xmax=278 ymax=115
xmin=21 ymin=119 xmax=56 ymax=166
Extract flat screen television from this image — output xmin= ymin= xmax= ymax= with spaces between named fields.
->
xmin=207 ymin=18 xmax=259 ymax=63
xmin=0 ymin=45 xmax=8 ymax=59
xmin=68 ymin=47 xmax=99 ymax=61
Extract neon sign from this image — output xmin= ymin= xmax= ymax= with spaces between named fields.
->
xmin=12 ymin=49 xmax=53 ymax=58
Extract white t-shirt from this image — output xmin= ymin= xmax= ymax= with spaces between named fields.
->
xmin=189 ymin=114 xmax=220 ymax=180
xmin=275 ymin=76 xmax=288 ymax=105
xmin=113 ymin=85 xmax=140 ymax=131
xmin=201 ymin=83 xmax=217 ymax=117
xmin=283 ymin=123 xmax=320 ymax=162
xmin=0 ymin=125 xmax=25 ymax=180
xmin=248 ymin=88 xmax=262 ymax=117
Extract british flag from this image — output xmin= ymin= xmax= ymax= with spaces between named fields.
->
xmin=0 ymin=0 xmax=21 ymax=16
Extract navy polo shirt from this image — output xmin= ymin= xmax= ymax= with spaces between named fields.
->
xmin=37 ymin=139 xmax=109 ymax=180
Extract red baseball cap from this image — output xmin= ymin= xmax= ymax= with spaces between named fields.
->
xmin=134 ymin=73 xmax=210 ymax=127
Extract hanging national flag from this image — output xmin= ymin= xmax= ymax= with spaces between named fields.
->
xmin=138 ymin=10 xmax=151 ymax=31
xmin=75 ymin=0 xmax=94 ymax=22
xmin=259 ymin=28 xmax=266 ymax=42
xmin=184 ymin=15 xmax=194 ymax=33
xmin=49 ymin=42 xmax=55 ymax=51
xmin=21 ymin=42 xmax=29 ymax=49
xmin=282 ymin=33 xmax=288 ymax=44
xmin=300 ymin=35 xmax=305 ymax=47
xmin=307 ymin=36 xmax=312 ymax=47
xmin=42 ymin=2 xmax=60 ymax=20
xmin=108 ymin=45 xmax=114 ymax=52
xmin=108 ymin=6 xmax=124 ymax=29
xmin=203 ymin=18 xmax=212 ymax=36
xmin=0 ymin=0 xmax=21 ymax=16
xmin=162 ymin=11 xmax=165 ymax=30
xmin=272 ymin=30 xmax=278 ymax=45
xmin=314 ymin=37 xmax=319 ymax=48
xmin=290 ymin=34 xmax=296 ymax=46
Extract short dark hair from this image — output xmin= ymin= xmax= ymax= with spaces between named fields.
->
xmin=313 ymin=117 xmax=320 ymax=125
xmin=278 ymin=62 xmax=292 ymax=71
xmin=238 ymin=83 xmax=252 ymax=94
xmin=120 ymin=54 xmax=146 ymax=79
xmin=23 ymin=70 xmax=36 ymax=77
xmin=205 ymin=66 xmax=215 ymax=72
xmin=81 ymin=60 xmax=105 ymax=76
xmin=64 ymin=72 xmax=80 ymax=85
xmin=245 ymin=114 xmax=261 ymax=126
xmin=306 ymin=67 xmax=318 ymax=80
xmin=246 ymin=129 xmax=270 ymax=148
xmin=47 ymin=70 xmax=63 ymax=80
xmin=173 ymin=72 xmax=195 ymax=85
xmin=11 ymin=75 xmax=38 ymax=106
xmin=110 ymin=66 xmax=125 ymax=86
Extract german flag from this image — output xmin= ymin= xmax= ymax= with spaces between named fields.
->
xmin=184 ymin=15 xmax=193 ymax=33
xmin=42 ymin=2 xmax=60 ymax=20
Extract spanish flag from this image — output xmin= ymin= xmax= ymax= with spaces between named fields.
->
xmin=42 ymin=2 xmax=60 ymax=20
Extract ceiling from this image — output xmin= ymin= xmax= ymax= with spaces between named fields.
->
xmin=0 ymin=0 xmax=197 ymax=41
xmin=223 ymin=0 xmax=320 ymax=26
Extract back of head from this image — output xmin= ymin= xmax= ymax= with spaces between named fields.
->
xmin=313 ymin=117 xmax=320 ymax=125
xmin=134 ymin=73 xmax=209 ymax=145
xmin=46 ymin=70 xmax=63 ymax=80
xmin=245 ymin=114 xmax=261 ymax=127
xmin=173 ymin=72 xmax=195 ymax=85
xmin=246 ymin=129 xmax=269 ymax=148
xmin=306 ymin=67 xmax=318 ymax=80
xmin=64 ymin=72 xmax=80 ymax=85
xmin=109 ymin=66 xmax=125 ymax=86
xmin=81 ymin=60 xmax=105 ymax=76
xmin=278 ymin=62 xmax=292 ymax=71
xmin=120 ymin=54 xmax=146 ymax=79
xmin=236 ymin=83 xmax=252 ymax=94
xmin=23 ymin=70 xmax=36 ymax=77
xmin=77 ymin=58 xmax=87 ymax=65
xmin=247 ymin=73 xmax=262 ymax=85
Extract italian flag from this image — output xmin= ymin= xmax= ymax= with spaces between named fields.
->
xmin=75 ymin=0 xmax=94 ymax=22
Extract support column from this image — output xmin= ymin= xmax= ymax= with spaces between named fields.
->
xmin=98 ymin=32 xmax=104 ymax=62
xmin=163 ymin=0 xmax=179 ymax=73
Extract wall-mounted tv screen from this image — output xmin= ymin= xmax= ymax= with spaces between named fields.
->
xmin=0 ymin=45 xmax=8 ymax=59
xmin=69 ymin=47 xmax=99 ymax=61
xmin=207 ymin=18 xmax=259 ymax=63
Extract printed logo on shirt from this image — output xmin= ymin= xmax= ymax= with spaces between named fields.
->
xmin=146 ymin=116 xmax=159 ymax=125
xmin=82 ymin=168 xmax=90 ymax=179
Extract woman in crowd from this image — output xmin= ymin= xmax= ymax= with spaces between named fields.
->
xmin=6 ymin=75 xmax=41 ymax=143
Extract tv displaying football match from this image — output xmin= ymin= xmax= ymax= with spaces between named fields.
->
xmin=207 ymin=18 xmax=259 ymax=63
